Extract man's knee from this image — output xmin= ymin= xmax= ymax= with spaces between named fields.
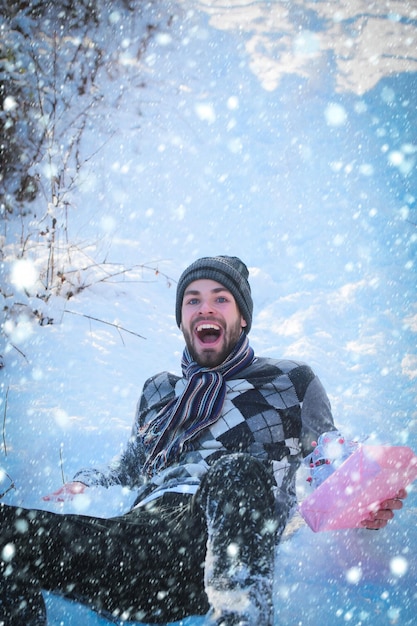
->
xmin=196 ymin=453 xmax=275 ymax=521
xmin=207 ymin=452 xmax=274 ymax=491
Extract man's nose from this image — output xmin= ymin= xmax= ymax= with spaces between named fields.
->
xmin=199 ymin=300 xmax=214 ymax=314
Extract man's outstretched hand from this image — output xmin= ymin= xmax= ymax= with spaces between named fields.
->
xmin=361 ymin=488 xmax=407 ymax=530
xmin=42 ymin=481 xmax=87 ymax=502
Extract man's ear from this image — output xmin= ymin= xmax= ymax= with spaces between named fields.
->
xmin=241 ymin=317 xmax=247 ymax=329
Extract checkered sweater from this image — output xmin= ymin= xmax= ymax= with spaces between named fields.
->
xmin=74 ymin=357 xmax=335 ymax=513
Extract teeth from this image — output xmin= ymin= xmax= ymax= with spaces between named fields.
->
xmin=196 ymin=323 xmax=220 ymax=332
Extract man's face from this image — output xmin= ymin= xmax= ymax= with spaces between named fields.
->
xmin=180 ymin=278 xmax=247 ymax=367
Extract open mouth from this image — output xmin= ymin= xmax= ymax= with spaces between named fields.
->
xmin=195 ymin=323 xmax=222 ymax=344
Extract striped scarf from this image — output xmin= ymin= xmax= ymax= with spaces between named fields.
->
xmin=140 ymin=333 xmax=255 ymax=476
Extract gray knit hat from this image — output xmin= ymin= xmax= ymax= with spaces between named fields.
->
xmin=175 ymin=255 xmax=253 ymax=333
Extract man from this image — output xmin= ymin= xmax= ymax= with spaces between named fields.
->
xmin=0 ymin=256 xmax=405 ymax=625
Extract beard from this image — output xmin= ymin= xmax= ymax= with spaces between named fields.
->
xmin=182 ymin=318 xmax=244 ymax=368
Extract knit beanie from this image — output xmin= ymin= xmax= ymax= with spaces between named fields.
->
xmin=175 ymin=255 xmax=253 ymax=333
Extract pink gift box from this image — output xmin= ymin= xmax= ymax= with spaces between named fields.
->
xmin=299 ymin=445 xmax=417 ymax=532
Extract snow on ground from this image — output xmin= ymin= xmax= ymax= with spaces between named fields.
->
xmin=1 ymin=1 xmax=416 ymax=624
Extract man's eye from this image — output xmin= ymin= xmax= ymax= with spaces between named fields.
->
xmin=187 ymin=298 xmax=199 ymax=305
xmin=216 ymin=296 xmax=228 ymax=303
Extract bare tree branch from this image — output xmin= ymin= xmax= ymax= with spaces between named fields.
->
xmin=2 ymin=386 xmax=9 ymax=457
xmin=64 ymin=310 xmax=147 ymax=340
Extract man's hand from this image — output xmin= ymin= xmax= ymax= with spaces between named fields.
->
xmin=42 ymin=481 xmax=87 ymax=502
xmin=361 ymin=489 xmax=407 ymax=530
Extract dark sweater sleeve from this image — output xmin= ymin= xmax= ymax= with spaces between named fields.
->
xmin=300 ymin=374 xmax=337 ymax=457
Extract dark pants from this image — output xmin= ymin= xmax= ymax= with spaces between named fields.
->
xmin=0 ymin=454 xmax=279 ymax=624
